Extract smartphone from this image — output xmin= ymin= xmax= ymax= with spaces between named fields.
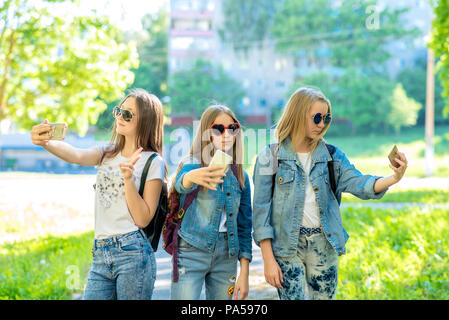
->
xmin=388 ymin=145 xmax=400 ymax=168
xmin=208 ymin=150 xmax=233 ymax=188
xmin=47 ymin=123 xmax=67 ymax=140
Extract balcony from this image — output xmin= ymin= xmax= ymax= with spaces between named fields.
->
xmin=170 ymin=29 xmax=214 ymax=37
xmin=171 ymin=10 xmax=213 ymax=19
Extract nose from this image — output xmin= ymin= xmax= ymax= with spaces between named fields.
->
xmin=317 ymin=120 xmax=325 ymax=128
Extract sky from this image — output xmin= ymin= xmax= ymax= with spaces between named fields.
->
xmin=78 ymin=0 xmax=167 ymax=31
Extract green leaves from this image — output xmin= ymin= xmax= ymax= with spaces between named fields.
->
xmin=389 ymin=83 xmax=422 ymax=135
xmin=430 ymin=0 xmax=449 ymax=120
xmin=0 ymin=0 xmax=138 ymax=135
xmin=168 ymin=60 xmax=245 ymax=118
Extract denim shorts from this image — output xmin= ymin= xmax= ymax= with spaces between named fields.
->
xmin=171 ymin=233 xmax=238 ymax=300
xmin=275 ymin=231 xmax=339 ymax=300
xmin=83 ymin=229 xmax=156 ymax=300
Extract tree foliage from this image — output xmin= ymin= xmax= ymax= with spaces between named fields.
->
xmin=273 ymin=0 xmax=420 ymax=133
xmin=96 ymin=7 xmax=169 ymax=131
xmin=168 ymin=60 xmax=245 ymax=118
xmin=0 ymin=0 xmax=138 ymax=135
xmin=430 ymin=0 xmax=449 ymax=119
xmin=389 ymin=83 xmax=422 ymax=135
xmin=217 ymin=0 xmax=279 ymax=51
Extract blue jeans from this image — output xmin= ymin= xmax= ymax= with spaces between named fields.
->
xmin=171 ymin=233 xmax=238 ymax=300
xmin=83 ymin=230 xmax=156 ymax=300
xmin=275 ymin=232 xmax=339 ymax=300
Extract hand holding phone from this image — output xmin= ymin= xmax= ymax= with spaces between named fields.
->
xmin=388 ymin=145 xmax=400 ymax=168
xmin=208 ymin=150 xmax=233 ymax=188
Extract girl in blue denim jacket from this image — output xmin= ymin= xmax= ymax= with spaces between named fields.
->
xmin=252 ymin=87 xmax=408 ymax=300
xmin=170 ymin=105 xmax=252 ymax=300
xmin=31 ymin=89 xmax=165 ymax=300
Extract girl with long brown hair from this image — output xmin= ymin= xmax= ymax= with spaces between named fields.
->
xmin=30 ymin=88 xmax=165 ymax=300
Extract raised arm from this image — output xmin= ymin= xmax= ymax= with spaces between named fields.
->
xmin=31 ymin=120 xmax=102 ymax=166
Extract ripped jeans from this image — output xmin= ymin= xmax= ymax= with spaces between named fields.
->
xmin=275 ymin=232 xmax=339 ymax=300
xmin=171 ymin=233 xmax=238 ymax=300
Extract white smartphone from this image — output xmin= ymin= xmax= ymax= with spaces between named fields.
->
xmin=47 ymin=123 xmax=67 ymax=140
xmin=208 ymin=150 xmax=233 ymax=188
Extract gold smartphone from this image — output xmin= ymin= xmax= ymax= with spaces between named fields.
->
xmin=47 ymin=123 xmax=67 ymax=140
xmin=208 ymin=150 xmax=233 ymax=188
xmin=388 ymin=145 xmax=400 ymax=168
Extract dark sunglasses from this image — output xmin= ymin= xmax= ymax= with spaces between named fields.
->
xmin=112 ymin=106 xmax=135 ymax=122
xmin=210 ymin=123 xmax=241 ymax=136
xmin=312 ymin=113 xmax=331 ymax=125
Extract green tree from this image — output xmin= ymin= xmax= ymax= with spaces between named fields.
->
xmin=168 ymin=60 xmax=245 ymax=118
xmin=96 ymin=7 xmax=169 ymax=131
xmin=396 ymin=54 xmax=447 ymax=125
xmin=430 ymin=0 xmax=449 ymax=119
xmin=271 ymin=0 xmax=417 ymax=71
xmin=388 ymin=83 xmax=422 ymax=136
xmin=271 ymin=0 xmax=419 ymax=133
xmin=217 ymin=0 xmax=279 ymax=52
xmin=0 ymin=0 xmax=138 ymax=135
xmin=293 ymin=70 xmax=396 ymax=134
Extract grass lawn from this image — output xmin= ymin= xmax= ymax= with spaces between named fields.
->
xmin=337 ymin=206 xmax=449 ymax=299
xmin=342 ymin=188 xmax=449 ymax=203
xmin=0 ymin=231 xmax=93 ymax=300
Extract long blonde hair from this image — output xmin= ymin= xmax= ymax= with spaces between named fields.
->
xmin=276 ymin=87 xmax=332 ymax=151
xmin=174 ymin=105 xmax=245 ymax=190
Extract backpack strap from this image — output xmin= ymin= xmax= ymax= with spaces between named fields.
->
xmin=268 ymin=142 xmax=340 ymax=205
xmin=172 ymin=185 xmax=201 ymax=282
xmin=269 ymin=143 xmax=280 ymax=197
xmin=325 ymin=143 xmax=340 ymax=205
xmin=138 ymin=153 xmax=158 ymax=196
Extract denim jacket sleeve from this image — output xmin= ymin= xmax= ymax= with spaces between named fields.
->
xmin=237 ymin=171 xmax=253 ymax=262
xmin=333 ymin=147 xmax=388 ymax=200
xmin=174 ymin=162 xmax=200 ymax=194
xmin=252 ymin=146 xmax=276 ymax=245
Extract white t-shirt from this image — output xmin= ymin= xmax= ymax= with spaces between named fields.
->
xmin=94 ymin=149 xmax=165 ymax=239
xmin=297 ymin=152 xmax=321 ymax=228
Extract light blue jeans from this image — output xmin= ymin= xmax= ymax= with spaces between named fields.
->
xmin=171 ymin=233 xmax=238 ymax=300
xmin=83 ymin=230 xmax=156 ymax=300
xmin=275 ymin=232 xmax=339 ymax=300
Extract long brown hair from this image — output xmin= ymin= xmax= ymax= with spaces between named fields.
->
xmin=101 ymin=88 xmax=164 ymax=163
xmin=174 ymin=105 xmax=245 ymax=190
xmin=276 ymin=86 xmax=332 ymax=151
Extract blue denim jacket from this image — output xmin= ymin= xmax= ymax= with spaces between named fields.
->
xmin=252 ymin=137 xmax=387 ymax=258
xmin=174 ymin=157 xmax=253 ymax=262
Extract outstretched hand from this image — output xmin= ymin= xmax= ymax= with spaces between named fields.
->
xmin=390 ymin=151 xmax=408 ymax=182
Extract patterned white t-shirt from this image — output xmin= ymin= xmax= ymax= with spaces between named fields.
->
xmin=93 ymin=149 xmax=165 ymax=239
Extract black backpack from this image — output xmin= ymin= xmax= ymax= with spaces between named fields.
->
xmin=269 ymin=143 xmax=339 ymax=204
xmin=138 ymin=153 xmax=168 ymax=251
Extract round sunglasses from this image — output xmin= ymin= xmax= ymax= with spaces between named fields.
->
xmin=312 ymin=113 xmax=332 ymax=125
xmin=210 ymin=123 xmax=241 ymax=136
xmin=112 ymin=106 xmax=135 ymax=122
